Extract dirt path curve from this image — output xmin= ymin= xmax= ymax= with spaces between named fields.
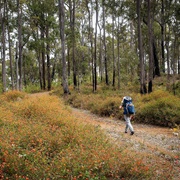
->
xmin=30 ymin=92 xmax=180 ymax=179
xmin=71 ymin=108 xmax=180 ymax=179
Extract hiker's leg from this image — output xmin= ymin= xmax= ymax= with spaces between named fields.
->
xmin=126 ymin=115 xmax=134 ymax=133
xmin=124 ymin=115 xmax=129 ymax=132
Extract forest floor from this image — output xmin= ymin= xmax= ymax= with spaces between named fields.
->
xmin=71 ymin=108 xmax=180 ymax=179
xmin=31 ymin=92 xmax=180 ymax=179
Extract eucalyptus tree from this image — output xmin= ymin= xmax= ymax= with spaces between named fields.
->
xmin=107 ymin=0 xmax=116 ymax=88
xmin=44 ymin=0 xmax=58 ymax=91
xmin=160 ymin=0 xmax=165 ymax=73
xmin=138 ymin=1 xmax=161 ymax=93
xmin=116 ymin=16 xmax=121 ymax=89
xmin=102 ymin=0 xmax=108 ymax=85
xmin=27 ymin=0 xmax=57 ymax=90
xmin=58 ymin=0 xmax=70 ymax=94
xmin=164 ymin=0 xmax=180 ymax=91
xmin=6 ymin=0 xmax=14 ymax=90
xmin=97 ymin=22 xmax=103 ymax=83
xmin=84 ymin=0 xmax=94 ymax=89
xmin=17 ymin=0 xmax=23 ymax=91
xmin=93 ymin=0 xmax=98 ymax=91
xmin=136 ymin=0 xmax=147 ymax=94
xmin=77 ymin=1 xmax=91 ymax=85
xmin=27 ymin=0 xmax=46 ymax=90
xmin=67 ymin=0 xmax=77 ymax=89
xmin=147 ymin=0 xmax=153 ymax=93
xmin=114 ymin=1 xmax=125 ymax=90
xmin=1 ymin=0 xmax=7 ymax=92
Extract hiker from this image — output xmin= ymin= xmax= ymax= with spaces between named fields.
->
xmin=119 ymin=96 xmax=135 ymax=135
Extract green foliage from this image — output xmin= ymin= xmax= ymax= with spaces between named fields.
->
xmin=63 ymin=85 xmax=180 ymax=128
xmin=24 ymin=83 xmax=41 ymax=93
xmin=92 ymin=97 xmax=120 ymax=117
xmin=136 ymin=90 xmax=180 ymax=127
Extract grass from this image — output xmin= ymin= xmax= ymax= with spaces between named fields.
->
xmin=58 ymin=85 xmax=180 ymax=129
xmin=0 ymin=91 xmax=156 ymax=180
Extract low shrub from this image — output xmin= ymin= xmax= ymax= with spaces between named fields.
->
xmin=63 ymin=86 xmax=180 ymax=128
xmin=2 ymin=90 xmax=26 ymax=102
xmin=136 ymin=90 xmax=180 ymax=127
xmin=23 ymin=83 xmax=41 ymax=93
xmin=0 ymin=92 xmax=154 ymax=179
xmin=92 ymin=97 xmax=120 ymax=117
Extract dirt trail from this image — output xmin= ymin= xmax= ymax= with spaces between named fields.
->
xmin=31 ymin=92 xmax=180 ymax=179
xmin=71 ymin=108 xmax=180 ymax=179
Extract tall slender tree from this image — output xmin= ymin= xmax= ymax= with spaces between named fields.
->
xmin=161 ymin=0 xmax=165 ymax=73
xmin=94 ymin=0 xmax=98 ymax=92
xmin=102 ymin=0 xmax=108 ymax=85
xmin=68 ymin=0 xmax=77 ymax=89
xmin=7 ymin=2 xmax=14 ymax=90
xmin=112 ymin=12 xmax=115 ymax=87
xmin=147 ymin=0 xmax=154 ymax=93
xmin=117 ymin=17 xmax=121 ymax=90
xmin=46 ymin=26 xmax=51 ymax=91
xmin=137 ymin=0 xmax=147 ymax=94
xmin=1 ymin=0 xmax=6 ymax=92
xmin=58 ymin=0 xmax=70 ymax=94
xmin=17 ymin=0 xmax=23 ymax=91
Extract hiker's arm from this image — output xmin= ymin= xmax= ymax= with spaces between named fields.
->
xmin=119 ymin=97 xmax=125 ymax=109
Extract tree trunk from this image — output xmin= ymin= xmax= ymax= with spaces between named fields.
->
xmin=7 ymin=4 xmax=14 ymax=90
xmin=90 ymin=0 xmax=94 ymax=92
xmin=178 ymin=52 xmax=180 ymax=74
xmin=98 ymin=24 xmax=103 ymax=83
xmin=58 ymin=0 xmax=70 ymax=94
xmin=16 ymin=42 xmax=19 ymax=90
xmin=38 ymin=52 xmax=43 ymax=90
xmin=172 ymin=37 xmax=176 ymax=95
xmin=161 ymin=0 xmax=165 ymax=73
xmin=85 ymin=0 xmax=94 ymax=90
xmin=51 ymin=52 xmax=57 ymax=82
xmin=153 ymin=40 xmax=160 ymax=77
xmin=67 ymin=47 xmax=70 ymax=77
xmin=46 ymin=26 xmax=51 ymax=91
xmin=100 ymin=29 xmax=103 ymax=83
xmin=165 ymin=25 xmax=170 ymax=91
xmin=137 ymin=0 xmax=147 ymax=94
xmin=112 ymin=14 xmax=115 ymax=87
xmin=147 ymin=0 xmax=154 ymax=93
xmin=142 ymin=20 xmax=160 ymax=78
xmin=94 ymin=0 xmax=98 ymax=92
xmin=40 ymin=27 xmax=46 ymax=90
xmin=117 ymin=17 xmax=120 ymax=90
xmin=17 ymin=0 xmax=23 ymax=91
xmin=36 ymin=29 xmax=43 ymax=89
xmin=103 ymin=0 xmax=108 ymax=85
xmin=1 ymin=0 xmax=6 ymax=92
xmin=68 ymin=0 xmax=77 ymax=88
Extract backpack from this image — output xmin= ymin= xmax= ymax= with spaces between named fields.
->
xmin=126 ymin=102 xmax=135 ymax=114
xmin=122 ymin=96 xmax=135 ymax=115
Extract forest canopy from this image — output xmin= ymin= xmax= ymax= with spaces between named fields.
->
xmin=0 ymin=0 xmax=179 ymax=94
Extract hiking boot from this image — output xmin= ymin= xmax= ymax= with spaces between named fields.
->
xmin=130 ymin=131 xmax=134 ymax=135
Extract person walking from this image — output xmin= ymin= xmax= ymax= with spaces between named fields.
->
xmin=119 ymin=96 xmax=135 ymax=135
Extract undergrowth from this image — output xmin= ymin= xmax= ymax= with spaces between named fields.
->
xmin=57 ymin=84 xmax=180 ymax=128
xmin=0 ymin=91 xmax=156 ymax=180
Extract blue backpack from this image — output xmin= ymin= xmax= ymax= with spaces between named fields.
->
xmin=123 ymin=96 xmax=135 ymax=115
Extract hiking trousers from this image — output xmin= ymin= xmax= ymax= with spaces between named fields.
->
xmin=124 ymin=115 xmax=134 ymax=133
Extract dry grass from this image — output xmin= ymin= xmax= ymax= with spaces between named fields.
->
xmin=62 ymin=87 xmax=180 ymax=128
xmin=0 ymin=91 xmax=154 ymax=180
